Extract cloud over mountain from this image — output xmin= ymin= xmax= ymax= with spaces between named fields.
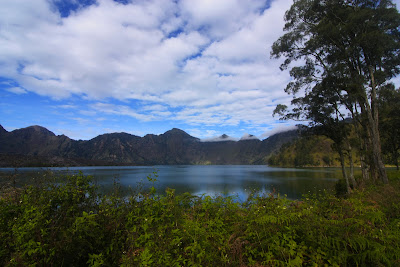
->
xmin=0 ymin=0 xmax=294 ymax=130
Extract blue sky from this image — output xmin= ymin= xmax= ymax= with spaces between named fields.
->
xmin=1 ymin=0 xmax=399 ymax=140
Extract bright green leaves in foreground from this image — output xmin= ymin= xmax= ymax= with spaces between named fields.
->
xmin=1 ymin=172 xmax=400 ymax=266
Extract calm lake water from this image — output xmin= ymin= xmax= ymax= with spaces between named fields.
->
xmin=0 ymin=165 xmax=341 ymax=201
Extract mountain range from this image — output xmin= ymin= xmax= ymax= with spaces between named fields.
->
xmin=0 ymin=125 xmax=298 ymax=167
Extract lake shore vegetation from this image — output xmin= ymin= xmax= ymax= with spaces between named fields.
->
xmin=1 ymin=171 xmax=400 ymax=266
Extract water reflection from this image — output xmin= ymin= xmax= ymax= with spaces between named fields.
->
xmin=0 ymin=165 xmax=341 ymax=200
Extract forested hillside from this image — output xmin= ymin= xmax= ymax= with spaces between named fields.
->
xmin=268 ymin=135 xmax=340 ymax=167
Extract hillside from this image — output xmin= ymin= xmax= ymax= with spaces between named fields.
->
xmin=0 ymin=125 xmax=298 ymax=167
xmin=268 ymin=135 xmax=341 ymax=167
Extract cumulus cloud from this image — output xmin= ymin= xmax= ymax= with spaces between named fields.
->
xmin=178 ymin=0 xmax=268 ymax=39
xmin=0 ymin=0 xmax=296 ymax=133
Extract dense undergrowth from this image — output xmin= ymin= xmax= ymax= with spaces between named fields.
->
xmin=1 ymin=171 xmax=400 ymax=266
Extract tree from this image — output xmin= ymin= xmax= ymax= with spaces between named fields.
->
xmin=271 ymin=0 xmax=400 ymax=184
xmin=378 ymin=84 xmax=400 ymax=170
xmin=273 ymin=81 xmax=357 ymax=193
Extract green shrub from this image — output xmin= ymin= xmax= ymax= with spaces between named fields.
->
xmin=1 ymin=172 xmax=400 ymax=266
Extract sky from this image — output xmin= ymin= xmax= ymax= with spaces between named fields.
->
xmin=0 ymin=0 xmax=399 ymax=141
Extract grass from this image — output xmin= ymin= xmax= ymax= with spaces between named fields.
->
xmin=1 ymin=171 xmax=400 ymax=266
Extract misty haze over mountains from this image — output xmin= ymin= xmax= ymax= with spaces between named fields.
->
xmin=0 ymin=125 xmax=298 ymax=167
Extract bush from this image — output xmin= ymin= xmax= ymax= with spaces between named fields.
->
xmin=1 ymin=172 xmax=400 ymax=266
xmin=335 ymin=178 xmax=348 ymax=198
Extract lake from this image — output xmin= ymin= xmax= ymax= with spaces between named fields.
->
xmin=0 ymin=165 xmax=341 ymax=201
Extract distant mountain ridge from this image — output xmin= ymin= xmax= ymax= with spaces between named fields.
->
xmin=0 ymin=125 xmax=298 ymax=167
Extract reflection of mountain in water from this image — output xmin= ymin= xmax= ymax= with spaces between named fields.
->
xmin=0 ymin=125 xmax=298 ymax=167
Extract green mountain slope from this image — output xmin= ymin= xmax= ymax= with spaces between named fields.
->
xmin=268 ymin=135 xmax=341 ymax=167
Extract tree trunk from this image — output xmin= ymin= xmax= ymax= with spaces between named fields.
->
xmin=367 ymin=66 xmax=388 ymax=184
xmin=339 ymin=150 xmax=351 ymax=194
xmin=356 ymin=98 xmax=376 ymax=181
xmin=352 ymin=113 xmax=370 ymax=182
xmin=360 ymin=154 xmax=369 ymax=181
xmin=347 ymin=143 xmax=357 ymax=189
xmin=359 ymin=134 xmax=370 ymax=181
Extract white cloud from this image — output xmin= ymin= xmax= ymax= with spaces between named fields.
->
xmin=90 ymin=102 xmax=153 ymax=121
xmin=53 ymin=104 xmax=77 ymax=109
xmin=0 ymin=0 xmax=295 ymax=131
xmin=141 ymin=104 xmax=168 ymax=111
xmin=201 ymin=134 xmax=238 ymax=142
xmin=261 ymin=124 xmax=299 ymax=139
xmin=5 ymin=87 xmax=27 ymax=95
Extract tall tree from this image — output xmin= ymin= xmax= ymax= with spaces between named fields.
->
xmin=271 ymin=0 xmax=400 ymax=184
xmin=378 ymin=84 xmax=400 ymax=170
xmin=273 ymin=80 xmax=357 ymax=193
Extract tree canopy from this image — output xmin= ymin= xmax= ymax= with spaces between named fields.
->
xmin=271 ymin=0 xmax=400 ymax=185
xmin=378 ymin=84 xmax=400 ymax=169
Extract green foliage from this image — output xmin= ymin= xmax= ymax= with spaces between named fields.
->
xmin=272 ymin=0 xmax=400 ymax=184
xmin=268 ymin=135 xmax=340 ymax=167
xmin=1 ymin=172 xmax=400 ymax=266
xmin=378 ymin=84 xmax=400 ymax=169
xmin=335 ymin=178 xmax=349 ymax=198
